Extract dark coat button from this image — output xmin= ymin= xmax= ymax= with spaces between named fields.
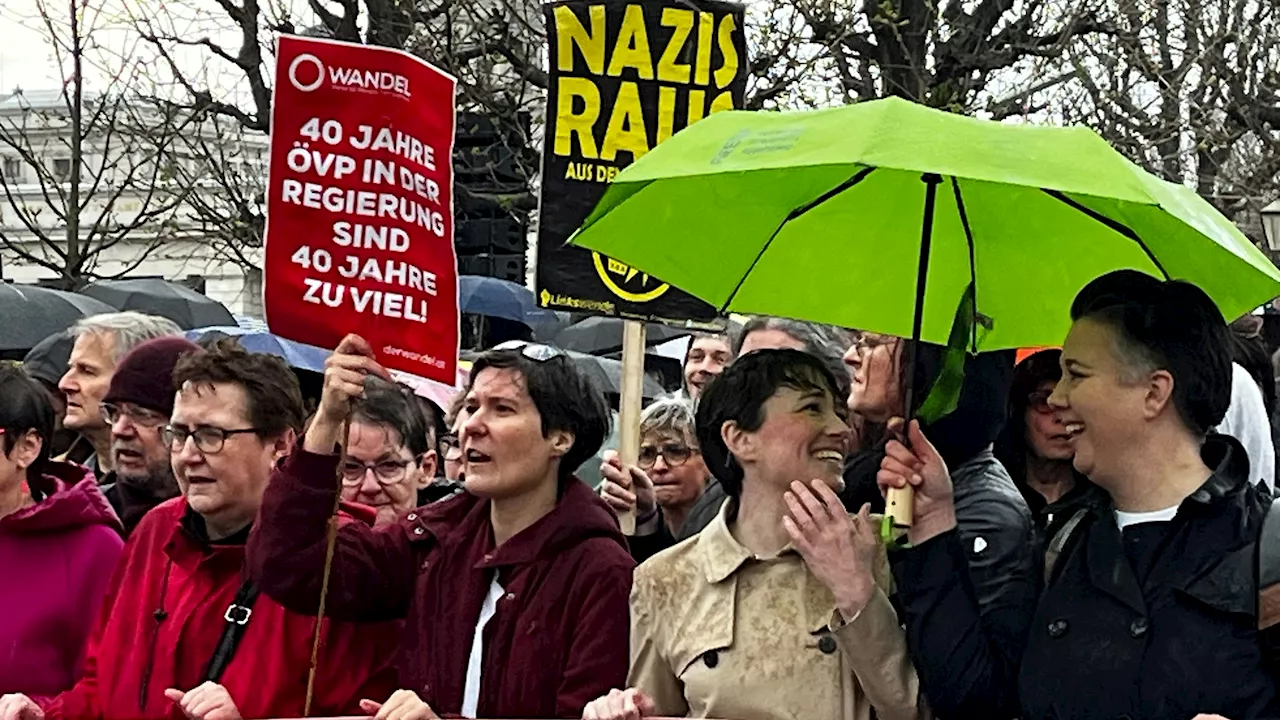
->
xmin=818 ymin=635 xmax=838 ymax=654
xmin=1129 ymin=617 xmax=1149 ymax=638
xmin=703 ymin=650 xmax=718 ymax=668
xmin=1047 ymin=619 xmax=1069 ymax=638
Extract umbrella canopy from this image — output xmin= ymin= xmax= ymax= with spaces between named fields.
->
xmin=0 ymin=284 xmax=114 ymax=354
xmin=185 ymin=326 xmax=331 ymax=373
xmin=82 ymin=278 xmax=236 ymax=330
xmin=571 ymin=97 xmax=1280 ymax=351
xmin=554 ymin=317 xmax=692 ymax=355
xmin=458 ymin=275 xmax=565 ymax=334
xmin=22 ymin=329 xmax=75 ymax=385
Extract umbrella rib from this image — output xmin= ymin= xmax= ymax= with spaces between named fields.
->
xmin=719 ymin=167 xmax=878 ymax=314
xmin=951 ymin=177 xmax=979 ymax=352
xmin=1041 ymin=189 xmax=1170 ymax=280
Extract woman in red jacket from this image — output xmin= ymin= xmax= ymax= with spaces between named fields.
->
xmin=248 ymin=335 xmax=635 ymax=720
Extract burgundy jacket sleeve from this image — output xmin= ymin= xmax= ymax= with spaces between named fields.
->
xmin=555 ymin=545 xmax=634 ymax=717
xmin=247 ymin=448 xmax=418 ymax=623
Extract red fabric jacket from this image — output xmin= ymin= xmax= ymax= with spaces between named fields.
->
xmin=41 ymin=498 xmax=398 ymax=720
xmin=248 ymin=448 xmax=635 ymax=719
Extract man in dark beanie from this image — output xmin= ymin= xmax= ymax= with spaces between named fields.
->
xmin=99 ymin=336 xmax=201 ymax=535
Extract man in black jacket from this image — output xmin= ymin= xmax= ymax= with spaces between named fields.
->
xmin=880 ymin=270 xmax=1279 ymax=720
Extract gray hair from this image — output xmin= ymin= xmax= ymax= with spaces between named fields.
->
xmin=640 ymin=397 xmax=698 ymax=445
xmin=733 ymin=316 xmax=852 ymax=392
xmin=72 ymin=312 xmax=183 ymax=361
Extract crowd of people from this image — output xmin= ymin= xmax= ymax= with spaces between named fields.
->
xmin=2 ymin=270 xmax=1280 ymax=720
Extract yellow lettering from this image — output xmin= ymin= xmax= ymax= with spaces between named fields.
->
xmin=687 ymin=89 xmax=706 ymax=125
xmin=554 ymin=77 xmax=601 ymax=159
xmin=606 ymin=5 xmax=654 ymax=79
xmin=656 ymin=86 xmax=677 ymax=144
xmin=657 ymin=9 xmax=693 ymax=83
xmin=709 ymin=90 xmax=735 ymax=114
xmin=600 ymin=82 xmax=649 ymax=162
xmin=554 ymin=5 xmax=606 ymax=74
xmin=714 ymin=14 xmax=739 ymax=89
xmin=694 ymin=12 xmax=714 ymax=86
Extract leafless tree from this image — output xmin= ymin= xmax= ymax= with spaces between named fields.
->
xmin=0 ymin=0 xmax=203 ymax=289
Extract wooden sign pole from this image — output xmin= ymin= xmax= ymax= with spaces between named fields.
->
xmin=617 ymin=320 xmax=647 ymax=535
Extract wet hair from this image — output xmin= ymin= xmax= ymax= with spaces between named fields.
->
xmin=1070 ymin=270 xmax=1231 ymax=436
xmin=352 ymin=377 xmax=429 ymax=457
xmin=640 ymin=397 xmax=697 ymax=446
xmin=994 ymin=349 xmax=1064 ymax=487
xmin=696 ymin=348 xmax=846 ymax=498
xmin=72 ymin=312 xmax=182 ymax=361
xmin=733 ymin=317 xmax=852 ymax=397
xmin=0 ymin=365 xmax=54 ymax=486
xmin=469 ymin=348 xmax=612 ymax=483
xmin=172 ymin=339 xmax=305 ymax=438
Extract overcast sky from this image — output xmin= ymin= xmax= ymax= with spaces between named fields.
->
xmin=0 ymin=1 xmax=59 ymax=93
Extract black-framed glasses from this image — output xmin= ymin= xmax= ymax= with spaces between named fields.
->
xmin=441 ymin=432 xmax=462 ymax=458
xmin=162 ymin=424 xmax=259 ymax=454
xmin=341 ymin=457 xmax=417 ymax=486
xmin=850 ymin=333 xmax=896 ymax=355
xmin=492 ymin=340 xmax=566 ymax=362
xmin=638 ymin=443 xmax=698 ymax=469
xmin=101 ymin=402 xmax=168 ymax=428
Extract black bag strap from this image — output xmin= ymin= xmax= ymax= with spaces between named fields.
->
xmin=202 ymin=579 xmax=260 ymax=683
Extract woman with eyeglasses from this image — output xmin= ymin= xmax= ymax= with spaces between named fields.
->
xmin=248 ymin=335 xmax=634 ymax=720
xmin=0 ymin=365 xmax=123 ymax=701
xmin=600 ymin=398 xmax=711 ymax=563
xmin=994 ymin=349 xmax=1093 ymax=531
xmin=584 ymin=349 xmax=923 ymax=720
xmin=338 ymin=377 xmax=434 ymax=528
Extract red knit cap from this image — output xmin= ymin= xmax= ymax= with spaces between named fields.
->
xmin=103 ymin=337 xmax=202 ymax=415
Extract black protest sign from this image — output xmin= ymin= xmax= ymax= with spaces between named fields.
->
xmin=536 ymin=0 xmax=746 ymax=323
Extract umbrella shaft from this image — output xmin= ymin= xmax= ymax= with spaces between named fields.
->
xmin=903 ymin=174 xmax=942 ymax=416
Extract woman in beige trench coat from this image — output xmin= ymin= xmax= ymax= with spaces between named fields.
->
xmin=584 ymin=349 xmax=926 ymax=720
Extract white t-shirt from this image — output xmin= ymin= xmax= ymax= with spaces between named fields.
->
xmin=1216 ymin=362 xmax=1276 ymax=492
xmin=461 ymin=577 xmax=505 ymax=718
xmin=1115 ymin=505 xmax=1179 ymax=530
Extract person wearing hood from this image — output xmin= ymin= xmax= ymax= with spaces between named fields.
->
xmin=99 ymin=337 xmax=201 ymax=536
xmin=842 ymin=329 xmax=1037 ymax=711
xmin=0 ymin=366 xmax=124 ymax=700
xmin=879 ymin=271 xmax=1280 ymax=720
xmin=248 ymin=336 xmax=634 ymax=719
xmin=994 ymin=349 xmax=1094 ymax=531
xmin=0 ymin=341 xmax=398 ymax=720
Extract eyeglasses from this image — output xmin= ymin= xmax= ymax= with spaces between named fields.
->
xmin=101 ymin=402 xmax=168 ymax=428
xmin=1027 ymin=390 xmax=1056 ymax=414
xmin=341 ymin=458 xmax=417 ymax=486
xmin=638 ymin=443 xmax=698 ymax=469
xmin=162 ymin=424 xmax=259 ymax=454
xmin=492 ymin=340 xmax=566 ymax=362
xmin=441 ymin=433 xmax=462 ymax=458
xmin=850 ymin=333 xmax=896 ymax=355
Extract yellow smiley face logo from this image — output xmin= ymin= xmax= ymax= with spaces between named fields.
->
xmin=592 ymin=252 xmax=670 ymax=303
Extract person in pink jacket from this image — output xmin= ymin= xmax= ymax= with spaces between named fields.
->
xmin=0 ymin=365 xmax=124 ymax=700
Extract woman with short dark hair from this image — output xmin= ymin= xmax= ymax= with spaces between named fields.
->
xmin=0 ymin=366 xmax=123 ymax=700
xmin=881 ymin=270 xmax=1280 ymax=720
xmin=585 ymin=349 xmax=923 ymax=720
xmin=249 ymin=335 xmax=634 ymax=720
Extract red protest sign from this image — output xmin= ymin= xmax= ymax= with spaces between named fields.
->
xmin=265 ymin=35 xmax=458 ymax=383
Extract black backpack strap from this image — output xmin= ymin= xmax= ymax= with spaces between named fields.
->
xmin=201 ymin=579 xmax=260 ymax=683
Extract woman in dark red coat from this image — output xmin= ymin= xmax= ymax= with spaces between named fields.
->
xmin=249 ymin=335 xmax=635 ymax=720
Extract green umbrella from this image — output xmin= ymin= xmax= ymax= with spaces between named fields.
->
xmin=569 ymin=97 xmax=1280 ymax=354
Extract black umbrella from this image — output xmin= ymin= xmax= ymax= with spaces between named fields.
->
xmin=23 ymin=329 xmax=76 ymax=385
xmin=81 ymin=278 xmax=236 ymax=330
xmin=554 ymin=317 xmax=692 ymax=355
xmin=0 ymin=284 xmax=114 ymax=355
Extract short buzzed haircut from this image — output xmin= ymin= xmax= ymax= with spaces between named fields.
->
xmin=72 ymin=312 xmax=182 ymax=361
xmin=1071 ymin=270 xmax=1231 ymax=436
